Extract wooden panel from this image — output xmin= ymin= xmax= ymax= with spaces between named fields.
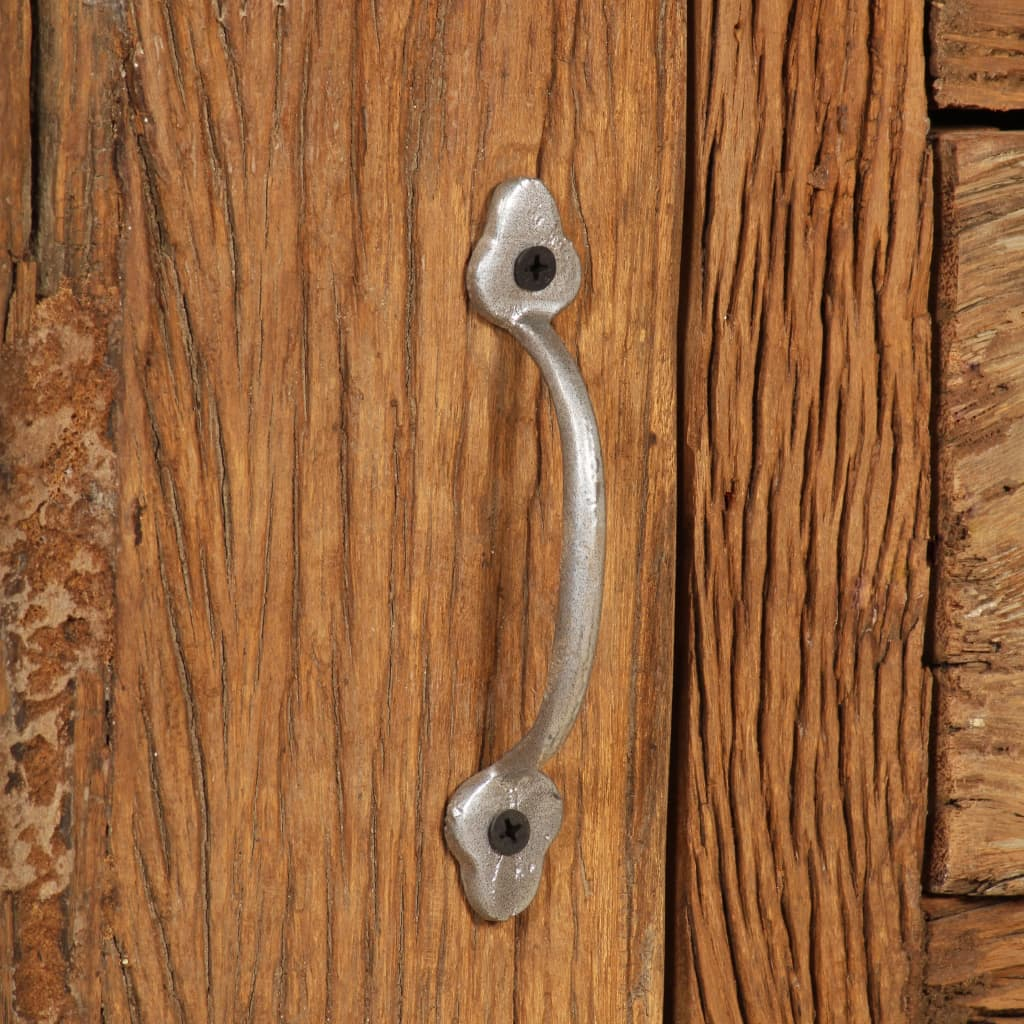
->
xmin=673 ymin=0 xmax=933 ymax=1020
xmin=0 ymin=2 xmax=122 ymax=1020
xmin=925 ymin=896 xmax=1024 ymax=1020
xmin=108 ymin=3 xmax=684 ymax=1021
xmin=930 ymin=0 xmax=1024 ymax=110
xmin=931 ymin=130 xmax=1024 ymax=896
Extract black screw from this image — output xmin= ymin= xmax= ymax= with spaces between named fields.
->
xmin=488 ymin=809 xmax=531 ymax=856
xmin=513 ymin=246 xmax=557 ymax=291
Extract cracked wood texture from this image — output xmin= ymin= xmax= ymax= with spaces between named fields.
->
xmin=106 ymin=3 xmax=684 ymax=1022
xmin=672 ymin=0 xmax=933 ymax=1021
xmin=1 ymin=0 xmax=122 ymax=1019
xmin=924 ymin=896 xmax=1024 ymax=1021
xmin=930 ymin=130 xmax=1024 ymax=899
xmin=929 ymin=0 xmax=1024 ymax=110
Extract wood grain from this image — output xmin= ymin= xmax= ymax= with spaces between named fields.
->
xmin=0 ymin=0 xmax=30 ymax=266
xmin=672 ymin=0 xmax=933 ymax=1020
xmin=925 ymin=896 xmax=1024 ymax=1020
xmin=930 ymin=130 xmax=1024 ymax=896
xmin=929 ymin=0 xmax=1024 ymax=110
xmin=109 ymin=2 xmax=684 ymax=1021
xmin=1 ymin=2 xmax=122 ymax=1020
xmin=0 ymin=0 xmax=31 ymax=386
xmin=29 ymin=0 xmax=123 ymax=297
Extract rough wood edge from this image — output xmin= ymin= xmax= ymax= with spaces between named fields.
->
xmin=925 ymin=896 xmax=1024 ymax=1020
xmin=929 ymin=128 xmax=1024 ymax=896
xmin=929 ymin=0 xmax=1024 ymax=110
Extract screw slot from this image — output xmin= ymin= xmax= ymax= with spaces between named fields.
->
xmin=488 ymin=809 xmax=531 ymax=856
xmin=513 ymin=246 xmax=557 ymax=291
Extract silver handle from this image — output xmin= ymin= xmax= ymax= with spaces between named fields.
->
xmin=445 ymin=179 xmax=606 ymax=922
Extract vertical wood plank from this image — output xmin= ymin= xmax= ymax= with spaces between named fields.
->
xmin=110 ymin=2 xmax=684 ymax=1020
xmin=930 ymin=129 xmax=1024 ymax=896
xmin=0 ymin=0 xmax=30 ymax=267
xmin=674 ymin=0 xmax=933 ymax=1019
xmin=1 ymin=2 xmax=122 ymax=1020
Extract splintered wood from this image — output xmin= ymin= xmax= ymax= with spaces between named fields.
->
xmin=925 ymin=896 xmax=1024 ymax=1019
xmin=931 ymin=130 xmax=1024 ymax=897
xmin=930 ymin=0 xmax=1024 ymax=109
xmin=0 ymin=283 xmax=118 ymax=1024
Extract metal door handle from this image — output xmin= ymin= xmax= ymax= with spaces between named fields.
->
xmin=445 ymin=179 xmax=606 ymax=921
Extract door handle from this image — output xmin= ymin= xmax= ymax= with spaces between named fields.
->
xmin=445 ymin=179 xmax=606 ymax=921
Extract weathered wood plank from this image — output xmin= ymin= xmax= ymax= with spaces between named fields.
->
xmin=0 ymin=0 xmax=31 ymax=395
xmin=672 ymin=0 xmax=933 ymax=1020
xmin=0 ymin=2 xmax=122 ymax=1020
xmin=925 ymin=896 xmax=1024 ymax=1020
xmin=0 ymin=277 xmax=119 ymax=1024
xmin=930 ymin=129 xmax=1024 ymax=897
xmin=930 ymin=0 xmax=1024 ymax=110
xmin=29 ymin=0 xmax=123 ymax=296
xmin=0 ymin=0 xmax=30 ymax=263
xmin=110 ymin=3 xmax=684 ymax=1021
xmin=931 ymin=669 xmax=1024 ymax=896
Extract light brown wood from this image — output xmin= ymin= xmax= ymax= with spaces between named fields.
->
xmin=1 ymin=2 xmax=122 ymax=1020
xmin=930 ymin=130 xmax=1024 ymax=897
xmin=106 ymin=3 xmax=684 ymax=1021
xmin=672 ymin=0 xmax=933 ymax=1020
xmin=925 ymin=896 xmax=1024 ymax=1020
xmin=929 ymin=0 xmax=1024 ymax=110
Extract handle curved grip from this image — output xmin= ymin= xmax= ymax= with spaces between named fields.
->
xmin=445 ymin=179 xmax=606 ymax=921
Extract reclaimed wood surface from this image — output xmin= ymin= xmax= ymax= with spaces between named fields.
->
xmin=672 ymin=0 xmax=933 ymax=1020
xmin=930 ymin=130 xmax=1024 ymax=898
xmin=925 ymin=896 xmax=1024 ymax=1021
xmin=930 ymin=0 xmax=1024 ymax=110
xmin=106 ymin=3 xmax=684 ymax=1022
xmin=1 ymin=1 xmax=122 ymax=1020
xmin=0 ymin=0 xmax=30 ymax=287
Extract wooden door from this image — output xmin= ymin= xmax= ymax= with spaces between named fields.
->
xmin=1 ymin=2 xmax=684 ymax=1020
xmin=5 ymin=1 xmax=1024 ymax=1023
